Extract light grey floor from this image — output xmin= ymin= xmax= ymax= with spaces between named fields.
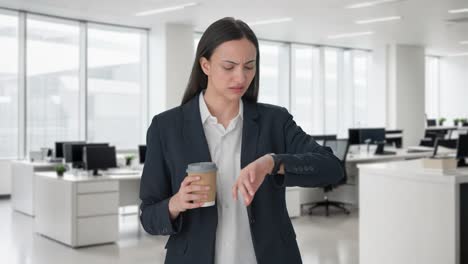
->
xmin=0 ymin=198 xmax=358 ymax=264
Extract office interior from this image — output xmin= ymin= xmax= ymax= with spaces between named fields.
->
xmin=1 ymin=0 xmax=468 ymax=263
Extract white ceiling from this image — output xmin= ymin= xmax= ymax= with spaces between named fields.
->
xmin=1 ymin=0 xmax=468 ymax=55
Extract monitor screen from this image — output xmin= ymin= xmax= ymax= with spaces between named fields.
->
xmin=138 ymin=145 xmax=146 ymax=164
xmin=360 ymin=128 xmax=386 ymax=144
xmin=348 ymin=129 xmax=361 ymax=145
xmin=427 ymin=119 xmax=437 ymax=127
xmin=64 ymin=143 xmax=108 ymax=168
xmin=84 ymin=146 xmax=117 ymax=174
xmin=55 ymin=141 xmax=85 ymax=158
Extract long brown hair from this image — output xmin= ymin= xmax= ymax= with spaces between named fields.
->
xmin=181 ymin=17 xmax=260 ymax=105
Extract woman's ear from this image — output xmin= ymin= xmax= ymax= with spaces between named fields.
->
xmin=199 ymin=57 xmax=210 ymax=76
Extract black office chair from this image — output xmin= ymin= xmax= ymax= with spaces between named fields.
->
xmin=419 ymin=129 xmax=447 ymax=147
xmin=312 ymin=135 xmax=337 ymax=144
xmin=432 ymin=138 xmax=458 ymax=157
xmin=309 ymin=139 xmax=350 ymax=216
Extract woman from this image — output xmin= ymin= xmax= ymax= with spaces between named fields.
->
xmin=139 ymin=17 xmax=344 ymax=264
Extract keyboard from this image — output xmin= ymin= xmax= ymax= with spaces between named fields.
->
xmin=106 ymin=169 xmax=141 ymax=175
xmin=375 ymin=150 xmax=397 ymax=155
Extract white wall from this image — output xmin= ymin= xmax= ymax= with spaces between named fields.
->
xmin=0 ymin=160 xmax=12 ymax=195
xmin=440 ymin=57 xmax=468 ymax=120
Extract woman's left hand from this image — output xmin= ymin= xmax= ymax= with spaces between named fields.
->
xmin=232 ymin=154 xmax=274 ymax=206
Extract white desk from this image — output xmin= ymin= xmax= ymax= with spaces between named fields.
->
xmin=286 ymin=147 xmax=445 ymax=215
xmin=359 ymin=159 xmax=468 ymax=264
xmin=34 ymin=171 xmax=141 ymax=247
xmin=11 ymin=161 xmax=58 ymax=216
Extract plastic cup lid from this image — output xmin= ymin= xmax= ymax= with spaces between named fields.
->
xmin=186 ymin=162 xmax=217 ymax=173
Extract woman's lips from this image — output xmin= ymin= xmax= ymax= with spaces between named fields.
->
xmin=229 ymin=86 xmax=244 ymax=93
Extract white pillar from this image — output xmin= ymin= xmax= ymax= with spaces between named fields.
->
xmin=386 ymin=44 xmax=425 ymax=147
xmin=148 ymin=23 xmax=194 ymax=119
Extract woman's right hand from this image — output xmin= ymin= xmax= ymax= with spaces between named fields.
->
xmin=168 ymin=175 xmax=210 ymax=220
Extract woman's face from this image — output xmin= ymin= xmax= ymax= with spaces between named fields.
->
xmin=200 ymin=38 xmax=257 ymax=102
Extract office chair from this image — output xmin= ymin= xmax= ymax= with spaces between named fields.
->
xmin=432 ymin=138 xmax=458 ymax=157
xmin=419 ymin=129 xmax=447 ymax=147
xmin=308 ymin=139 xmax=350 ymax=217
xmin=385 ymin=129 xmax=403 ymax=148
xmin=312 ymin=135 xmax=337 ymax=144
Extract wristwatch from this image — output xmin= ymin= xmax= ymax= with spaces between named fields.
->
xmin=269 ymin=154 xmax=283 ymax=175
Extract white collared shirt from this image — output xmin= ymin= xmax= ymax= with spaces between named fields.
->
xmin=199 ymin=93 xmax=257 ymax=264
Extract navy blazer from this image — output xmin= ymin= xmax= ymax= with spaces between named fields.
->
xmin=139 ymin=93 xmax=344 ymax=264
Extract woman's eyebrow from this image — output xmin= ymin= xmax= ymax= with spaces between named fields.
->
xmin=222 ymin=59 xmax=256 ymax=65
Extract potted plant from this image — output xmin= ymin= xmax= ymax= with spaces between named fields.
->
xmin=438 ymin=117 xmax=446 ymax=126
xmin=55 ymin=164 xmax=66 ymax=177
xmin=454 ymin=118 xmax=460 ymax=126
xmin=461 ymin=118 xmax=468 ymax=127
xmin=125 ymin=154 xmax=135 ymax=167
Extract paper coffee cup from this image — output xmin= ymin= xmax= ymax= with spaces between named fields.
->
xmin=186 ymin=162 xmax=217 ymax=207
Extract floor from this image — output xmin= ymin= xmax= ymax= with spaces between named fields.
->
xmin=0 ymin=198 xmax=358 ymax=264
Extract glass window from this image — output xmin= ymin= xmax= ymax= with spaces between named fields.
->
xmin=291 ymin=44 xmax=322 ymax=135
xmin=258 ymin=41 xmax=290 ymax=109
xmin=87 ymin=24 xmax=147 ymax=149
xmin=26 ymin=15 xmax=81 ymax=152
xmin=0 ymin=12 xmax=18 ymax=158
xmin=425 ymin=56 xmax=440 ymax=119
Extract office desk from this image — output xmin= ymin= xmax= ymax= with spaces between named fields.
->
xmin=287 ymin=147 xmax=447 ymax=214
xmin=11 ymin=161 xmax=58 ymax=216
xmin=34 ymin=171 xmax=141 ymax=247
xmin=358 ymin=160 xmax=468 ymax=264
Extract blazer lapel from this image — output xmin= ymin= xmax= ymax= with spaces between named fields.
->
xmin=181 ymin=93 xmax=212 ymax=164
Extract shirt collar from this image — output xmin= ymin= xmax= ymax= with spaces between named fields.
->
xmin=199 ymin=91 xmax=244 ymax=124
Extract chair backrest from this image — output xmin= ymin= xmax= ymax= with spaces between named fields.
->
xmin=312 ymin=135 xmax=337 ymax=146
xmin=324 ymin=139 xmax=349 ymax=186
xmin=433 ymin=138 xmax=458 ymax=157
xmin=324 ymin=139 xmax=349 ymax=163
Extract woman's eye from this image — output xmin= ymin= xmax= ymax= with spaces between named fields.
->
xmin=223 ymin=66 xmax=234 ymax=70
xmin=244 ymin=66 xmax=254 ymax=70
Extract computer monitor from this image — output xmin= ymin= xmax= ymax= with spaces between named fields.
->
xmin=433 ymin=138 xmax=458 ymax=157
xmin=427 ymin=119 xmax=437 ymax=127
xmin=55 ymin=141 xmax=85 ymax=158
xmin=348 ymin=129 xmax=361 ymax=145
xmin=457 ymin=134 xmax=468 ymax=167
xmin=138 ymin=145 xmax=146 ymax=164
xmin=84 ymin=146 xmax=117 ymax=175
xmin=64 ymin=143 xmax=109 ymax=168
xmin=360 ymin=128 xmax=386 ymax=144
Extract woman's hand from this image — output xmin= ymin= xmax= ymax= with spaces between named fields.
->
xmin=168 ymin=175 xmax=210 ymax=220
xmin=232 ymin=154 xmax=274 ymax=206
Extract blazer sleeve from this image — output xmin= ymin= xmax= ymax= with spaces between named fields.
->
xmin=269 ymin=109 xmax=345 ymax=188
xmin=139 ymin=116 xmax=183 ymax=236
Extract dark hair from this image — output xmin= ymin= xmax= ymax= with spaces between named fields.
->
xmin=181 ymin=17 xmax=260 ymax=105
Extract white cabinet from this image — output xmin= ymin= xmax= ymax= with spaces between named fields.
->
xmin=11 ymin=161 xmax=56 ymax=216
xmin=35 ymin=173 xmax=120 ymax=247
xmin=286 ymin=187 xmax=301 ymax=218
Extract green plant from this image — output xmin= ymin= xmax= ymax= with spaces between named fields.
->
xmin=125 ymin=154 xmax=135 ymax=166
xmin=55 ymin=164 xmax=66 ymax=176
xmin=461 ymin=118 xmax=468 ymax=124
xmin=438 ymin=117 xmax=446 ymax=126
